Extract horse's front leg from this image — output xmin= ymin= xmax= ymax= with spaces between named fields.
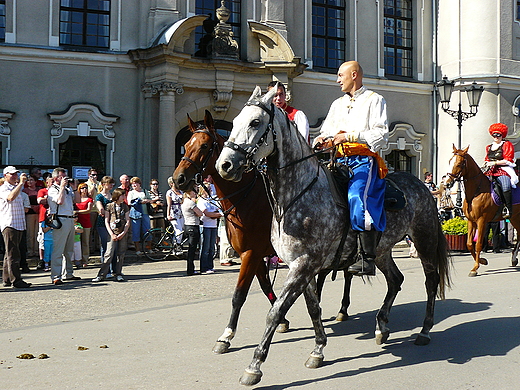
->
xmin=256 ymin=258 xmax=290 ymax=333
xmin=302 ymin=278 xmax=327 ymax=368
xmin=213 ymin=250 xmax=257 ymax=354
xmin=239 ymin=259 xmax=316 ymax=386
xmin=511 ymin=241 xmax=520 ymax=267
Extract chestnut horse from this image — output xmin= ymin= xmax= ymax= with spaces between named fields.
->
xmin=173 ymin=110 xmax=289 ymax=355
xmin=446 ymin=145 xmax=520 ymax=276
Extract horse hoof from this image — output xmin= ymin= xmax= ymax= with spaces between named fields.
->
xmin=414 ymin=333 xmax=431 ymax=346
xmin=276 ymin=320 xmax=290 ymax=333
xmin=239 ymin=369 xmax=262 ymax=386
xmin=468 ymin=271 xmax=478 ymax=277
xmin=305 ymin=354 xmax=324 ymax=369
xmin=212 ymin=341 xmax=230 ymax=354
xmin=479 ymin=257 xmax=488 ymax=265
xmin=375 ymin=330 xmax=390 ymax=345
xmin=335 ymin=312 xmax=348 ymax=322
xmin=512 ymin=259 xmax=518 ymax=267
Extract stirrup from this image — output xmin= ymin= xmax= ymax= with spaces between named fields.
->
xmin=502 ymin=206 xmax=510 ymax=219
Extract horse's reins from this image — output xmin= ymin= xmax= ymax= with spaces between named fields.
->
xmin=183 ymin=127 xmax=259 ymax=218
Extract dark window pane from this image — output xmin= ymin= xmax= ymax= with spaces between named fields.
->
xmin=60 ymin=0 xmax=110 ymax=48
xmin=312 ymin=1 xmax=345 ymax=72
xmin=384 ymin=1 xmax=413 ymax=78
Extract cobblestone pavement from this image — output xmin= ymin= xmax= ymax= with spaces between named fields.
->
xmin=1 ymin=247 xmax=520 ymax=389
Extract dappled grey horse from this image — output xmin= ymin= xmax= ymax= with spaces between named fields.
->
xmin=216 ymin=85 xmax=451 ymax=386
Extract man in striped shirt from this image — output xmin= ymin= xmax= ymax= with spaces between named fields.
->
xmin=0 ymin=166 xmax=32 ymax=288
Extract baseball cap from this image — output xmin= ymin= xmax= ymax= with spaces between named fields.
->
xmin=3 ymin=166 xmax=20 ymax=175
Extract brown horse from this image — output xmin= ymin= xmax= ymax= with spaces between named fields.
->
xmin=173 ymin=110 xmax=289 ymax=354
xmin=446 ymin=145 xmax=520 ymax=276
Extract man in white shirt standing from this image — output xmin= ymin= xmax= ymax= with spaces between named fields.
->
xmin=0 ymin=166 xmax=32 ymax=288
xmin=47 ymin=167 xmax=82 ymax=285
xmin=314 ymin=61 xmax=389 ymax=276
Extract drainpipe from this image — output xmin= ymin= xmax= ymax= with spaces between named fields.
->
xmin=432 ymin=0 xmax=439 ymax=179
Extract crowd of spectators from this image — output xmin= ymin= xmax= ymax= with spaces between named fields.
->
xmin=1 ymin=166 xmax=234 ymax=288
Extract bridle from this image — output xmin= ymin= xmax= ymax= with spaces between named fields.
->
xmin=181 ymin=125 xmax=259 ymax=217
xmin=447 ymin=152 xmax=466 ymax=182
xmin=181 ymin=126 xmax=220 ymax=188
xmin=223 ymin=99 xmax=276 ymax=171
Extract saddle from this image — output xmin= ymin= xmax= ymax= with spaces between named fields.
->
xmin=324 ymin=163 xmax=407 ymax=211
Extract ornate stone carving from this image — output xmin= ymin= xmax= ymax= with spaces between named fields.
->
xmin=50 ymin=122 xmax=63 ymax=137
xmin=142 ymin=82 xmax=184 ymax=96
xmin=104 ymin=125 xmax=116 ymax=138
xmin=208 ymin=1 xmax=239 ymax=60
xmin=0 ymin=120 xmax=11 ymax=135
xmin=213 ymin=90 xmax=233 ymax=112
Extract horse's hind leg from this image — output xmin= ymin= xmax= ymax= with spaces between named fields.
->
xmin=336 ymin=270 xmax=353 ymax=321
xmin=303 ymin=279 xmax=327 ymax=368
xmin=374 ymin=251 xmax=404 ymax=345
xmin=415 ymin=261 xmax=441 ymax=346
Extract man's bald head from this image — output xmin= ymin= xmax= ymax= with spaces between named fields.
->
xmin=337 ymin=61 xmax=364 ymax=95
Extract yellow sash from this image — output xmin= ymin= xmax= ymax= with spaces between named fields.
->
xmin=336 ymin=142 xmax=388 ymax=179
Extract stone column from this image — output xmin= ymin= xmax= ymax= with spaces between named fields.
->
xmin=143 ymin=82 xmax=184 ymax=186
xmin=158 ymin=82 xmax=183 ymax=186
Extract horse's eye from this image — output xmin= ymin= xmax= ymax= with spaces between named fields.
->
xmin=201 ymin=143 xmax=209 ymax=150
xmin=250 ymin=119 xmax=260 ymax=127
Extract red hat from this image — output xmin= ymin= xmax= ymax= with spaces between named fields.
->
xmin=488 ymin=123 xmax=508 ymax=138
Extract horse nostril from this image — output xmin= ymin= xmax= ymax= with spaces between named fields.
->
xmin=222 ymin=161 xmax=232 ymax=173
xmin=177 ymin=174 xmax=185 ymax=185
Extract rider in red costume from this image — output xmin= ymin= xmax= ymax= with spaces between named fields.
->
xmin=484 ymin=123 xmax=518 ymax=218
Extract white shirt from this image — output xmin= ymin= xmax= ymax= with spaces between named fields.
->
xmin=0 ymin=182 xmax=26 ymax=231
xmin=293 ymin=110 xmax=310 ymax=143
xmin=317 ymin=86 xmax=388 ymax=152
xmin=48 ymin=184 xmax=75 ymax=216
xmin=197 ymin=198 xmax=219 ymax=228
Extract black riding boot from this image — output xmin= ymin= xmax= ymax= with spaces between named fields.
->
xmin=503 ymin=190 xmax=512 ymax=219
xmin=348 ymin=230 xmax=381 ymax=276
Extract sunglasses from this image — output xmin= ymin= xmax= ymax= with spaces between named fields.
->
xmin=492 ymin=133 xmax=503 ymax=137
xmin=151 ymin=183 xmax=159 ymax=185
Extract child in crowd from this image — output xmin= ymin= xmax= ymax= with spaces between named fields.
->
xmin=73 ymin=213 xmax=84 ymax=269
xmin=41 ymin=213 xmax=53 ymax=272
xmin=92 ymin=188 xmax=130 ymax=282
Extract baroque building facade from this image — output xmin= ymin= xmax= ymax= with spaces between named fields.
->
xmin=0 ymin=0 xmax=520 ymax=186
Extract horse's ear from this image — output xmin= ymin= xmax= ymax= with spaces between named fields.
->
xmin=204 ymin=109 xmax=216 ymax=134
xmin=462 ymin=145 xmax=469 ymax=154
xmin=187 ymin=113 xmax=197 ymax=133
xmin=452 ymin=144 xmax=458 ymax=153
xmin=262 ymin=84 xmax=278 ymax=105
xmin=248 ymin=86 xmax=262 ymax=102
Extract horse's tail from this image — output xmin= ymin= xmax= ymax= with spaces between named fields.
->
xmin=435 ymin=221 xmax=452 ymax=299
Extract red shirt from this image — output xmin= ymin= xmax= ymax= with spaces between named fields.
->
xmin=485 ymin=140 xmax=515 ymax=177
xmin=37 ymin=188 xmax=48 ymax=222
xmin=76 ymin=198 xmax=93 ymax=228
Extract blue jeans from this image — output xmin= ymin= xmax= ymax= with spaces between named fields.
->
xmin=200 ymin=227 xmax=217 ymax=272
xmin=97 ymin=225 xmax=109 ymax=259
